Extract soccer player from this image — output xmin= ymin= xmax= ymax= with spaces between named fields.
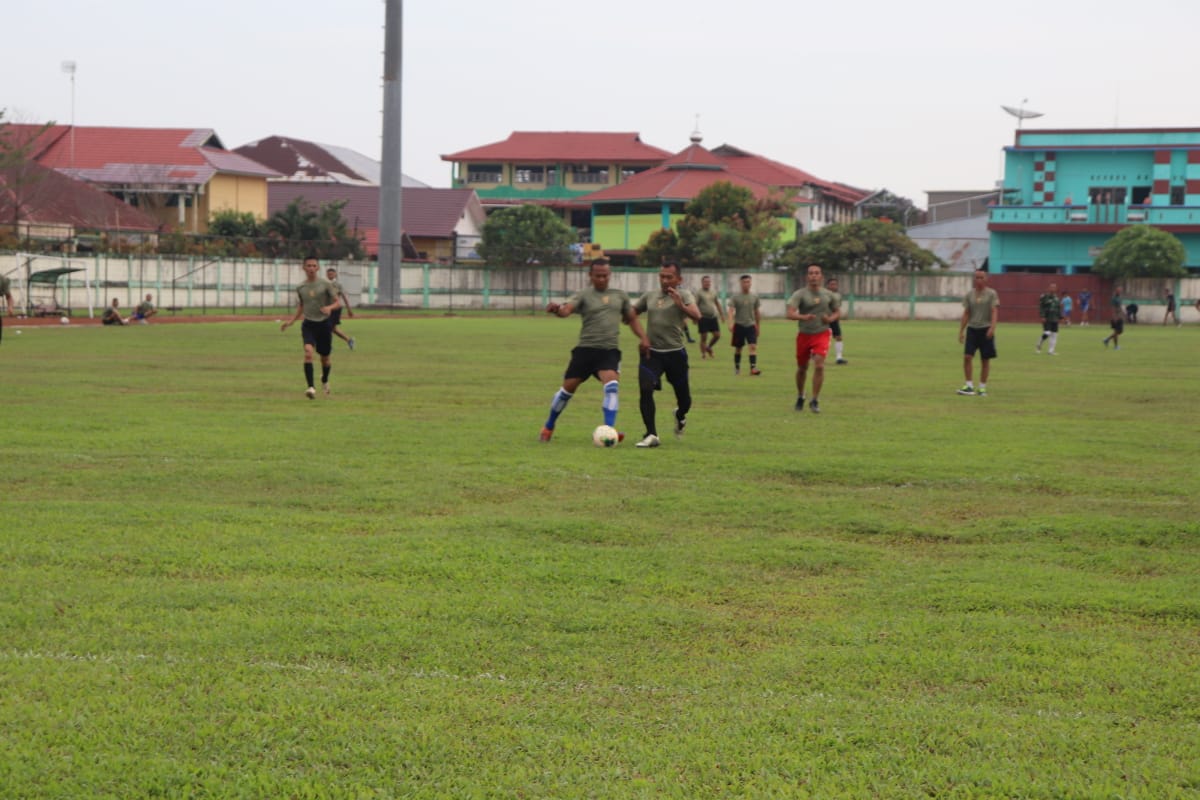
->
xmin=1103 ymin=288 xmax=1125 ymax=349
xmin=727 ymin=274 xmax=761 ymax=375
xmin=325 ymin=267 xmax=356 ymax=350
xmin=694 ymin=275 xmax=722 ymax=359
xmin=101 ymin=298 xmax=127 ymax=326
xmin=787 ymin=265 xmax=841 ymax=414
xmin=632 ymin=261 xmax=701 ymax=448
xmin=957 ymin=269 xmax=999 ymax=396
xmin=131 ymin=293 xmax=158 ymax=324
xmin=1163 ymin=289 xmax=1179 ymax=326
xmin=1036 ymin=281 xmax=1062 ymax=354
xmin=539 ymin=258 xmax=649 ymax=442
xmin=1078 ymin=289 xmax=1092 ymax=325
xmin=1060 ymin=290 xmax=1073 ymax=326
xmin=281 ymin=255 xmax=341 ymax=399
xmin=826 ymin=276 xmax=848 ymax=364
xmin=0 ymin=271 xmax=13 ymax=344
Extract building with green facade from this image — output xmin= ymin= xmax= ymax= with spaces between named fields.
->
xmin=989 ymin=128 xmax=1200 ymax=273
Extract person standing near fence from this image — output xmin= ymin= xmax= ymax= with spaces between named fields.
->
xmin=1163 ymin=289 xmax=1179 ymax=326
xmin=0 ymin=272 xmax=13 ymax=344
xmin=281 ymin=256 xmax=341 ymax=399
xmin=727 ymin=274 xmax=761 ymax=375
xmin=325 ymin=267 xmax=356 ymax=350
xmin=1078 ymin=289 xmax=1092 ymax=325
xmin=958 ymin=269 xmax=999 ymax=397
xmin=1060 ymin=290 xmax=1072 ymax=326
xmin=825 ymin=276 xmax=848 ymax=365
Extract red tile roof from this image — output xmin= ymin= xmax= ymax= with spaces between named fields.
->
xmin=268 ymin=185 xmax=482 ymax=239
xmin=441 ymin=132 xmax=671 ymax=164
xmin=9 ymin=124 xmax=277 ymax=186
xmin=0 ymin=161 xmax=160 ymax=231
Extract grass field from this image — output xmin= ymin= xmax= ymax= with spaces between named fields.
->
xmin=2 ymin=315 xmax=1198 ymax=799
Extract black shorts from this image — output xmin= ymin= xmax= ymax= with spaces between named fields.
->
xmin=639 ymin=348 xmax=690 ymax=394
xmin=301 ymin=319 xmax=334 ymax=356
xmin=829 ymin=320 xmax=843 ymax=338
xmin=1110 ymin=318 xmax=1125 ymax=334
xmin=732 ymin=323 xmax=757 ymax=347
xmin=330 ymin=308 xmax=343 ymax=326
xmin=564 ymin=347 xmax=621 ymax=381
xmin=963 ymin=327 xmax=997 ymax=359
xmin=698 ymin=316 xmax=720 ymax=334
xmin=1041 ymin=320 xmax=1059 ymax=333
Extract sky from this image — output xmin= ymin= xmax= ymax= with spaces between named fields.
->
xmin=5 ymin=0 xmax=1200 ymax=207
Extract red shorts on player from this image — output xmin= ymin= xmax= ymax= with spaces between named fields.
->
xmin=795 ymin=330 xmax=832 ymax=365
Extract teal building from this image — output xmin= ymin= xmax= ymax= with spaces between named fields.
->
xmin=989 ymin=128 xmax=1200 ymax=273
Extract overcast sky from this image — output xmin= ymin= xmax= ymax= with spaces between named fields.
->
xmin=5 ymin=0 xmax=1199 ymax=206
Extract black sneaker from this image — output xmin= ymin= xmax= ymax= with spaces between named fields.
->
xmin=794 ymin=396 xmax=805 ymax=412
xmin=809 ymin=399 xmax=821 ymax=414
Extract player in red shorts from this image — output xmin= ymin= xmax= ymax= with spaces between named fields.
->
xmin=785 ymin=264 xmax=841 ymax=414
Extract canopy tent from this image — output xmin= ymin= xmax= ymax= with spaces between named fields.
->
xmin=26 ymin=267 xmax=85 ymax=317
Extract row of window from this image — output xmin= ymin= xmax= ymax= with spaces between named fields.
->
xmin=463 ymin=164 xmax=648 ymax=185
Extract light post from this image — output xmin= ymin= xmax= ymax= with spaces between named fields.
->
xmin=61 ymin=60 xmax=76 ymax=170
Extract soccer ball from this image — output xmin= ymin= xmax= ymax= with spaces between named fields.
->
xmin=60 ymin=316 xmax=70 ymax=325
xmin=592 ymin=425 xmax=620 ymax=448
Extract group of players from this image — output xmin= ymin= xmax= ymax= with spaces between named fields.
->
xmin=281 ymin=256 xmax=356 ymax=399
xmin=536 ymin=258 xmax=846 ymax=448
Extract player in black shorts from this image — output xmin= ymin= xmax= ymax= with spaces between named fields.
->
xmin=281 ymin=255 xmax=341 ymax=398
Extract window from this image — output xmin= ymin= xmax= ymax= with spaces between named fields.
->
xmin=620 ymin=166 xmax=649 ymax=181
xmin=466 ymin=164 xmax=503 ymax=184
xmin=1170 ymin=186 xmax=1185 ymax=205
xmin=1088 ymin=187 xmax=1126 ymax=204
xmin=514 ymin=166 xmax=545 ymax=184
xmin=571 ymin=165 xmax=609 ymax=184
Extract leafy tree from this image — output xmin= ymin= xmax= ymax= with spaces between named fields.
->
xmin=671 ymin=182 xmax=789 ymax=271
xmin=263 ymin=199 xmax=363 ymax=259
xmin=856 ymin=189 xmax=921 ymax=229
xmin=208 ymin=209 xmax=262 ymax=239
xmin=1092 ymin=225 xmax=1186 ymax=280
xmin=476 ymin=204 xmax=576 ymax=268
xmin=779 ymin=218 xmax=942 ymax=274
xmin=637 ymin=228 xmax=679 ymax=267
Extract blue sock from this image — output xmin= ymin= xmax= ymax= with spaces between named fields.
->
xmin=602 ymin=380 xmax=619 ymax=427
xmin=545 ymin=388 xmax=572 ymax=430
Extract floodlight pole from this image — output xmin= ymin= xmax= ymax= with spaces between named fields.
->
xmin=377 ymin=0 xmax=403 ymax=305
xmin=61 ymin=60 xmax=77 ymax=170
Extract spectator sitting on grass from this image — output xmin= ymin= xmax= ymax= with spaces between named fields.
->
xmin=101 ymin=298 xmax=127 ymax=326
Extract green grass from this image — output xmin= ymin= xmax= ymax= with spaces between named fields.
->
xmin=2 ymin=317 xmax=1198 ymax=798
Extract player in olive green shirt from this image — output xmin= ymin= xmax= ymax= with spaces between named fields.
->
xmin=957 ymin=269 xmax=999 ymax=396
xmin=281 ymin=256 xmax=341 ymax=399
xmin=132 ymin=293 xmax=157 ymax=324
xmin=786 ymin=264 xmax=840 ymax=413
xmin=726 ymin=274 xmax=761 ymax=375
xmin=694 ymin=275 xmax=722 ymax=358
xmin=631 ymin=261 xmax=702 ymax=447
xmin=539 ymin=259 xmax=649 ymax=442
xmin=0 ymin=273 xmax=13 ymax=344
xmin=325 ymin=267 xmax=356 ymax=351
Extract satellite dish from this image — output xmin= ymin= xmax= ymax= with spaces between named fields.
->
xmin=1001 ymin=105 xmax=1044 ymax=120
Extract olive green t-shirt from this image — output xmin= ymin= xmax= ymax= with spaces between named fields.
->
xmin=786 ymin=286 xmax=840 ymax=335
xmin=566 ymin=286 xmax=633 ymax=349
xmin=297 ymin=278 xmax=338 ymax=322
xmin=330 ymin=279 xmax=344 ymax=298
xmin=136 ymin=300 xmax=154 ymax=316
xmin=729 ymin=292 xmax=760 ymax=326
xmin=634 ymin=288 xmax=696 ymax=351
xmin=962 ymin=287 xmax=1000 ymax=329
xmin=694 ymin=287 xmax=721 ymax=319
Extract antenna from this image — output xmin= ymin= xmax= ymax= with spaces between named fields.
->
xmin=1001 ymin=98 xmax=1045 ymax=130
xmin=690 ymin=113 xmax=702 ymax=144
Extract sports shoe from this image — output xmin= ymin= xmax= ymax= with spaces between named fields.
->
xmin=322 ymin=382 xmax=331 ymax=396
xmin=956 ymin=385 xmax=975 ymax=396
xmin=809 ymin=399 xmax=820 ymax=414
xmin=673 ymin=410 xmax=686 ymax=438
xmin=977 ymin=388 xmax=988 ymax=397
xmin=734 ymin=367 xmax=740 ymax=375
xmin=1048 ymin=351 xmax=1056 ymax=356
xmin=749 ymin=367 xmax=762 ymax=376
xmin=1102 ymin=338 xmax=1109 ymax=347
xmin=305 ymin=386 xmax=317 ymax=400
xmin=836 ymin=358 xmax=848 ymax=365
xmin=635 ymin=434 xmax=660 ymax=448
xmin=794 ymin=396 xmax=805 ymax=411
xmin=539 ymin=427 xmax=553 ymax=442
xmin=348 ymin=337 xmax=356 ymax=351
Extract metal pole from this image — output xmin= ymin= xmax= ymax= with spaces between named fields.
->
xmin=377 ymin=0 xmax=403 ymax=305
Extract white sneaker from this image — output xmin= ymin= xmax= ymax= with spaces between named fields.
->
xmin=635 ymin=434 xmax=660 ymax=448
xmin=322 ymin=382 xmax=331 ymax=396
xmin=305 ymin=386 xmax=316 ymax=399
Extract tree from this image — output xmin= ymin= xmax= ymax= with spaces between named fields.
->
xmin=476 ymin=204 xmax=575 ymax=268
xmin=1092 ymin=225 xmax=1186 ymax=280
xmin=668 ymin=182 xmax=789 ymax=271
xmin=208 ymin=209 xmax=262 ymax=239
xmin=779 ymin=219 xmax=942 ymax=275
xmin=263 ymin=199 xmax=363 ymax=259
xmin=637 ymin=228 xmax=679 ymax=268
